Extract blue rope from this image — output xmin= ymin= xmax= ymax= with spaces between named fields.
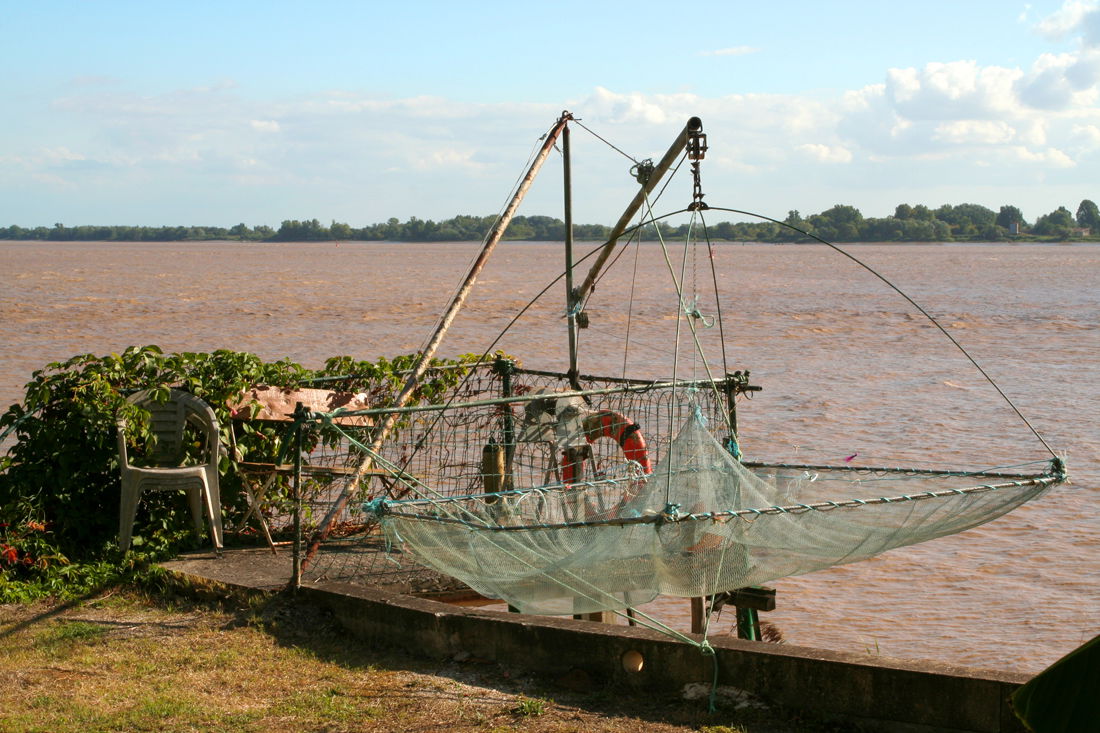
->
xmin=699 ymin=639 xmax=719 ymax=713
xmin=364 ymin=497 xmax=388 ymax=517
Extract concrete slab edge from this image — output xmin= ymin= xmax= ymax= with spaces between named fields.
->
xmin=158 ymin=563 xmax=1030 ymax=733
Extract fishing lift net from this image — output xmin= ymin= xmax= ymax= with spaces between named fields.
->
xmin=294 ymin=112 xmax=1066 ymax=661
xmin=299 ymin=361 xmax=1064 ymax=617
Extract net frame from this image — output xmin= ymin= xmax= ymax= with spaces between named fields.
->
xmin=292 ymin=362 xmax=1063 ymax=614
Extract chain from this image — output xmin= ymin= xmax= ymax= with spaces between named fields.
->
xmin=687 ymin=127 xmax=708 ymax=210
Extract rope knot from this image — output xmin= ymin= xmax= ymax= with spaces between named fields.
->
xmin=659 ymin=503 xmax=683 ymax=523
xmin=1051 ymin=455 xmax=1067 ymax=479
xmin=630 ymin=159 xmax=655 ymax=185
xmin=682 ymin=296 xmax=714 ymax=327
xmin=363 ymin=497 xmax=388 ymax=517
xmin=725 ymin=436 xmax=742 ymax=461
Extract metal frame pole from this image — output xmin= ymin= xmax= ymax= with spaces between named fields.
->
xmin=563 ymin=123 xmax=580 ymax=388
xmin=290 ymin=402 xmax=306 ymax=591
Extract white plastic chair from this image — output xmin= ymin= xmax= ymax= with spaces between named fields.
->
xmin=117 ymin=388 xmax=224 ymax=552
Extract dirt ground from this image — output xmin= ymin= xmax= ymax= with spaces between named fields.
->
xmin=0 ymin=588 xmax=852 ymax=733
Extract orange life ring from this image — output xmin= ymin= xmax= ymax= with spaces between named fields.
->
xmin=561 ymin=411 xmax=651 ymax=485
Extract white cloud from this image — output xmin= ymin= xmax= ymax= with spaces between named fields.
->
xmin=1071 ymin=122 xmax=1100 ymax=147
xmin=412 ymin=148 xmax=487 ymax=171
xmin=1066 ymin=48 xmax=1100 ymax=87
xmin=797 ymin=143 xmax=853 ymax=163
xmin=1024 ymin=2 xmax=1100 ymax=105
xmin=10 ymin=24 xmax=1100 ymax=228
xmin=933 ymin=120 xmax=1016 ymax=145
xmin=586 ymin=87 xmax=672 ymax=125
xmin=1011 ymin=145 xmax=1076 ymax=166
xmin=1086 ymin=6 xmax=1100 ymax=45
xmin=30 ymin=172 xmax=72 ymax=187
xmin=1019 ymin=118 xmax=1049 ymax=146
xmin=42 ymin=146 xmax=87 ymax=163
xmin=885 ymin=61 xmax=1022 ymax=119
xmin=1018 ymin=52 xmax=1084 ymax=108
xmin=698 ymin=46 xmax=760 ymax=57
xmin=1036 ymin=0 xmax=1097 ymax=39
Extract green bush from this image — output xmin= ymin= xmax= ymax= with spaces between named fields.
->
xmin=0 ymin=345 xmax=480 ymax=601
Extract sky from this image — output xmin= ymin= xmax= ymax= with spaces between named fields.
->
xmin=2 ymin=0 xmax=1099 ymax=228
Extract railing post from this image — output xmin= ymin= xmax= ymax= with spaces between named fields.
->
xmin=290 ymin=402 xmax=308 ymax=592
xmin=736 ymin=606 xmax=761 ymax=641
xmin=494 ymin=356 xmax=516 ymax=490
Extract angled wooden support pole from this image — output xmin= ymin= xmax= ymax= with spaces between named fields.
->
xmin=302 ymin=112 xmax=574 ymax=569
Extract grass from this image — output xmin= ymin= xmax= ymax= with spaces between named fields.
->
xmin=0 ymin=588 xmax=853 ymax=733
xmin=35 ymin=620 xmax=109 ymax=651
xmin=511 ymin=695 xmax=549 ymax=717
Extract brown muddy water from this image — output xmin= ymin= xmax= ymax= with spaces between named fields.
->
xmin=1 ymin=239 xmax=1097 ymax=675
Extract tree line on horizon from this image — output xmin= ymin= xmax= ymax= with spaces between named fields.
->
xmin=3 ymin=200 xmax=1098 ymax=244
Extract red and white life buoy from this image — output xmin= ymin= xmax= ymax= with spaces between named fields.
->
xmin=561 ymin=411 xmax=651 ymax=485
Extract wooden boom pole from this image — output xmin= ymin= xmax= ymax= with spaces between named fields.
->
xmin=575 ymin=116 xmax=702 ymax=304
xmin=303 ymin=111 xmax=573 ymax=566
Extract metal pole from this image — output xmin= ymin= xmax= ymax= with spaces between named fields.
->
xmin=563 ymin=123 xmax=580 ymax=388
xmin=303 ymin=112 xmax=573 ymax=567
xmin=725 ymin=372 xmax=741 ymax=460
xmin=496 ymin=356 xmax=515 ymax=490
xmin=736 ymin=607 xmax=761 ymax=641
xmin=575 ymin=116 xmax=702 ymax=305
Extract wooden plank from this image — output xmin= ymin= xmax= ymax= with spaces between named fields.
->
xmin=582 ymin=611 xmax=613 ymax=623
xmin=724 ymin=586 xmax=777 ymax=612
xmin=228 ymin=386 xmax=375 ymax=426
xmin=236 ymin=462 xmax=414 ymax=480
xmin=690 ymin=597 xmax=704 ymax=633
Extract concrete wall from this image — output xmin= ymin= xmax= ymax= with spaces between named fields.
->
xmin=300 ymin=581 xmax=1030 ymax=733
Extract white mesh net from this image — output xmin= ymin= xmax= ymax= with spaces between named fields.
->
xmin=372 ymin=410 xmax=1057 ymax=615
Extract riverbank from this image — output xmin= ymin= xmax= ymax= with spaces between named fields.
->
xmin=1 ymin=588 xmax=818 ymax=733
xmin=156 ymin=547 xmax=1030 ymax=733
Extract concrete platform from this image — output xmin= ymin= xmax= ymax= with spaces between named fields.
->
xmin=161 ymin=546 xmax=1030 ymax=733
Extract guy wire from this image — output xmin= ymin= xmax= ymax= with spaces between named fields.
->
xmin=707 ymin=206 xmax=1060 ymax=460
xmin=571 ymin=118 xmax=640 ymax=164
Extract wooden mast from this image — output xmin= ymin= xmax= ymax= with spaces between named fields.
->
xmin=303 ymin=111 xmax=574 ymax=566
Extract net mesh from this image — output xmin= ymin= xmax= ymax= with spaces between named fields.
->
xmin=297 ymin=365 xmax=1062 ymax=614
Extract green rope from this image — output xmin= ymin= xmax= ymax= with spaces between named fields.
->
xmin=699 ymin=639 xmax=720 ymax=713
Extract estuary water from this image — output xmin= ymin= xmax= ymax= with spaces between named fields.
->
xmin=1 ymin=239 xmax=1096 ymax=675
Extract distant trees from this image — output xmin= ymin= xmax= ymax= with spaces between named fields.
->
xmin=1032 ymin=206 xmax=1077 ymax=238
xmin=0 ymin=223 xmax=268 ymax=242
xmin=329 ymin=221 xmax=353 ymax=240
xmin=273 ymin=219 xmax=330 ymax=241
xmin=996 ymin=205 xmax=1026 ymax=231
xmin=783 ymin=210 xmax=808 ymax=231
xmin=3 ymin=199 xmax=1098 ymax=243
xmin=934 ymin=203 xmax=998 ymax=239
xmin=1076 ymin=200 xmax=1100 ymax=231
xmin=808 ymin=205 xmax=864 ymax=241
